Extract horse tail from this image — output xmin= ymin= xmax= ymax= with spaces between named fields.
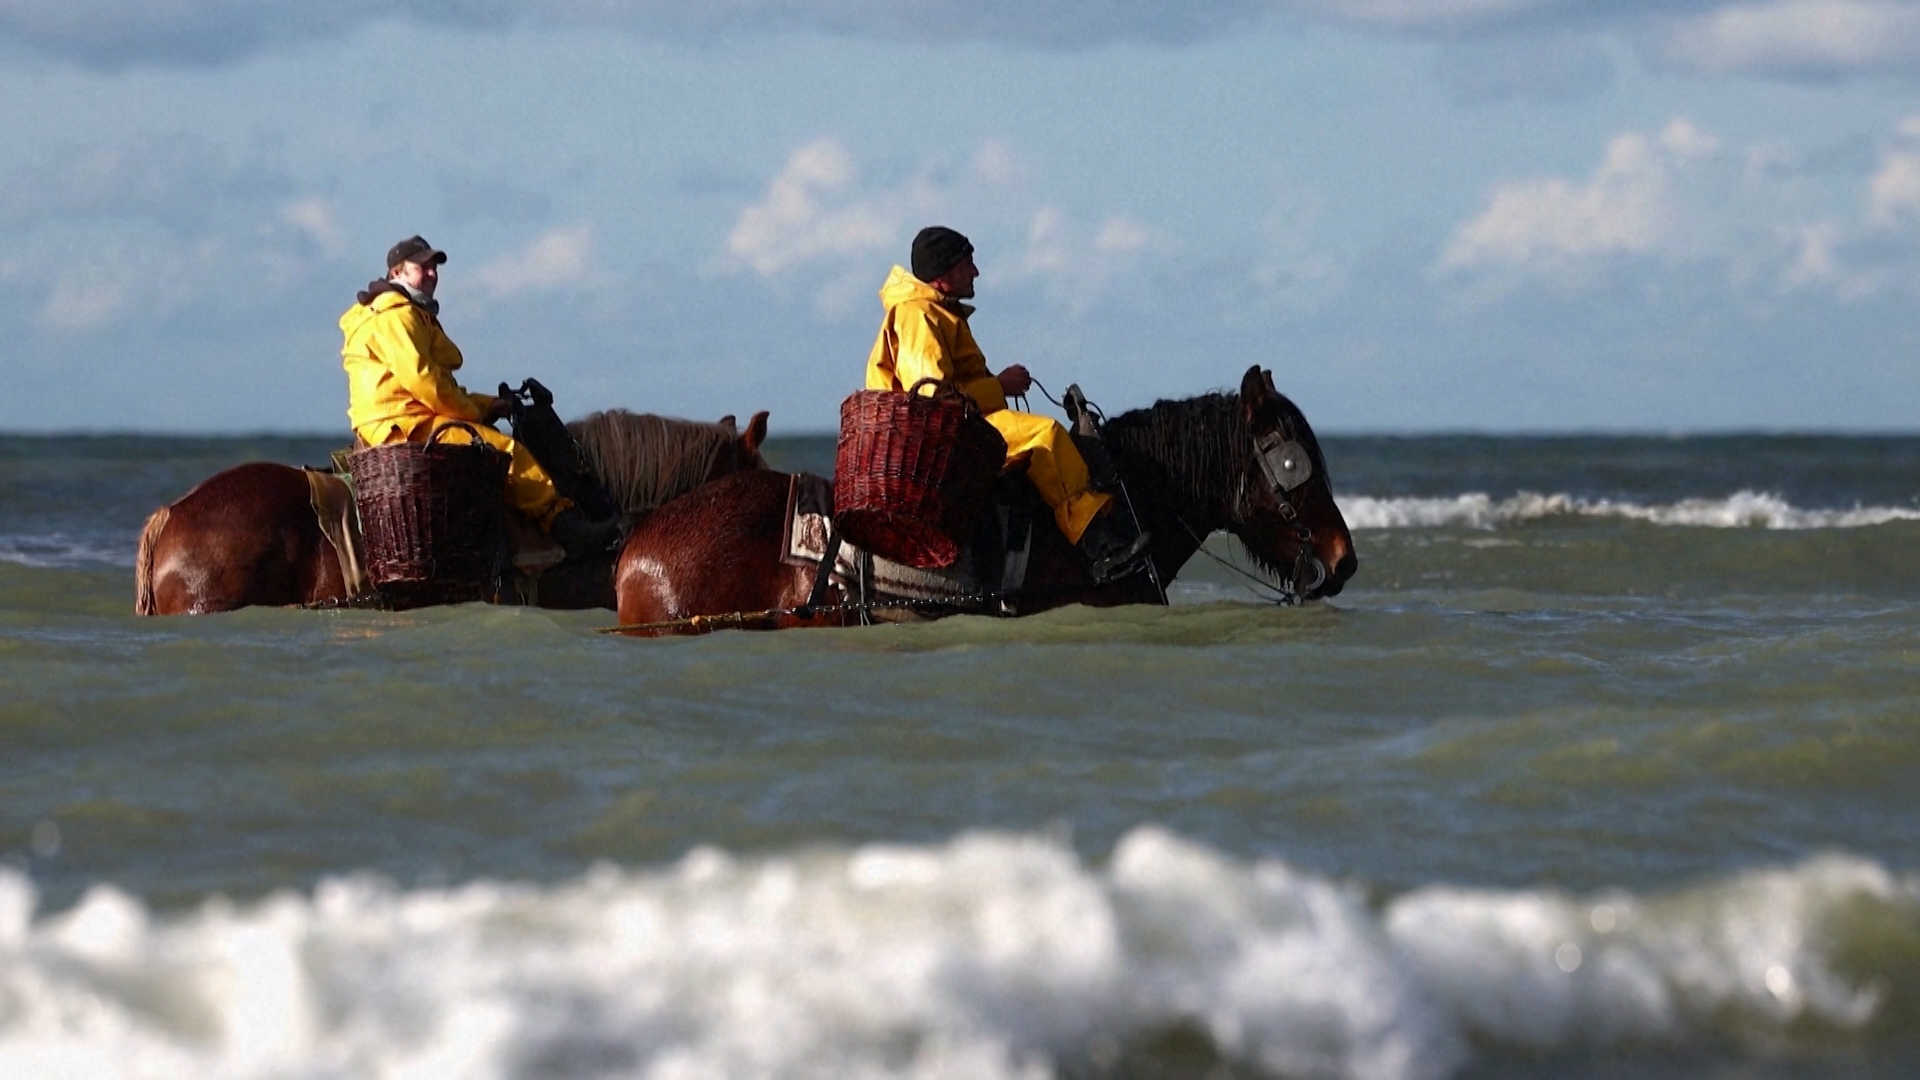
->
xmin=133 ymin=505 xmax=170 ymax=616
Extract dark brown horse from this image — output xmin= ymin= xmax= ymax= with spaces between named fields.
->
xmin=136 ymin=411 xmax=769 ymax=615
xmin=613 ymin=367 xmax=1355 ymax=634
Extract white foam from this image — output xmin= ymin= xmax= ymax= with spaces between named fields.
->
xmin=0 ymin=534 xmax=132 ymax=569
xmin=0 ymin=831 xmax=1910 ymax=1079
xmin=1340 ymin=490 xmax=1920 ymax=531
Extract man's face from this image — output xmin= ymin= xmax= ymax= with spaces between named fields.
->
xmin=936 ymin=255 xmax=978 ymax=299
xmin=390 ymin=259 xmax=438 ymax=297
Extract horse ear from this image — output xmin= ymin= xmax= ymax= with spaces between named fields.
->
xmin=1239 ymin=365 xmax=1268 ymax=410
xmin=1262 ymin=368 xmax=1278 ymax=397
xmin=718 ymin=414 xmax=737 ymax=432
xmin=742 ymin=410 xmax=769 ymax=454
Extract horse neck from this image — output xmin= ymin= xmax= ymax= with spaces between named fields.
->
xmin=1102 ymin=393 xmax=1248 ymax=577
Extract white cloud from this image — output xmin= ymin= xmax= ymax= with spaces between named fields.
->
xmin=1253 ymin=183 xmax=1347 ymax=312
xmin=1439 ymin=126 xmax=1690 ymax=272
xmin=1 ymin=133 xmax=286 ymax=230
xmin=1782 ymin=222 xmax=1843 ymax=287
xmin=1658 ymin=117 xmax=1721 ymax=160
xmin=280 ymin=199 xmax=345 ymax=259
xmin=1641 ymin=0 xmax=1920 ymax=78
xmin=1441 ymin=115 xmax=1920 ymax=302
xmin=722 ymin=137 xmax=1032 ymax=284
xmin=1869 ymin=150 xmax=1920 ymax=224
xmin=720 ymin=139 xmax=1170 ymax=317
xmin=1280 ymin=0 xmax=1550 ymax=32
xmin=1017 ymin=207 xmax=1073 ymax=278
xmin=32 ymin=237 xmax=224 ymax=331
xmin=0 ymin=132 xmax=346 ymax=332
xmin=1870 ymin=117 xmax=1920 ymax=226
xmin=723 ymin=140 xmax=899 ymax=279
xmin=1094 ymin=216 xmax=1153 ymax=255
xmin=969 ymin=140 xmax=1020 ymax=187
xmin=10 ymin=0 xmax=1920 ymax=86
xmin=0 ymin=0 xmax=1272 ymax=67
xmin=719 ymin=137 xmax=1052 ymax=314
xmin=1007 ymin=208 xmax=1167 ymax=313
xmin=472 ymin=226 xmax=595 ymax=297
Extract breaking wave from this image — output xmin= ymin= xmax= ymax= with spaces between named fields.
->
xmin=1340 ymin=490 xmax=1920 ymax=531
xmin=1 ymin=828 xmax=1913 ymax=1079
xmin=0 ymin=533 xmax=131 ymax=569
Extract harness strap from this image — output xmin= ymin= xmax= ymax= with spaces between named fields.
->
xmin=858 ymin=550 xmax=875 ymax=625
xmin=796 ymin=532 xmax=843 ymax=618
xmin=997 ymin=494 xmax=1033 ymax=612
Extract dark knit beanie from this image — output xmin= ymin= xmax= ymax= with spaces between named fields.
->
xmin=911 ymin=226 xmax=973 ymax=284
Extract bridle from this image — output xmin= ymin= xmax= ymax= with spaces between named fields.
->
xmin=1025 ymin=377 xmax=1329 ymax=602
xmin=1250 ymin=409 xmax=1327 ymax=598
xmin=1167 ymin=400 xmax=1329 ymax=605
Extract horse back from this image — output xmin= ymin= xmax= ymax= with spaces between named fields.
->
xmin=142 ymin=462 xmax=344 ymax=614
xmin=614 ymin=470 xmax=815 ymax=629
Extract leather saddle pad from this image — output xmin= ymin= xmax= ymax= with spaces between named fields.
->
xmin=778 ymin=472 xmax=1029 ymax=604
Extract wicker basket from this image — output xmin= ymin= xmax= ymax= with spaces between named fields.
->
xmin=834 ymin=380 xmax=1007 ymax=569
xmin=347 ymin=424 xmax=510 ymax=593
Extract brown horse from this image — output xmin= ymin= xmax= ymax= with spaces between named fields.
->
xmin=613 ymin=366 xmax=1355 ymax=634
xmin=136 ymin=410 xmax=769 ymax=615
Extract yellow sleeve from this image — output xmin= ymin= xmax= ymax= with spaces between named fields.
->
xmin=956 ymin=374 xmax=1006 ymax=415
xmin=368 ymin=306 xmax=484 ymax=422
xmin=890 ymin=307 xmax=1006 ymax=415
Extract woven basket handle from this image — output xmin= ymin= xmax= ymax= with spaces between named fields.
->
xmin=428 ymin=422 xmax=487 ymax=446
xmin=905 ymin=378 xmax=978 ymax=416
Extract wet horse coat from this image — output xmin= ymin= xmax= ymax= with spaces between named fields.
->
xmin=613 ymin=367 xmax=1356 ymax=634
xmin=135 ymin=411 xmax=769 ymax=615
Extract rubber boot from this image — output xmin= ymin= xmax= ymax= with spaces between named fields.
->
xmin=1077 ymin=510 xmax=1152 ymax=583
xmin=549 ymin=506 xmax=622 ymax=560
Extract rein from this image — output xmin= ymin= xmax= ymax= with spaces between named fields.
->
xmin=1174 ymin=516 xmax=1305 ymax=606
xmin=1036 ymin=377 xmax=1323 ymax=605
xmin=601 ymin=379 xmax=1330 ymax=634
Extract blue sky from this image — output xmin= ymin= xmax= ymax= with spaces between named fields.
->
xmin=2 ymin=1 xmax=1917 ymax=433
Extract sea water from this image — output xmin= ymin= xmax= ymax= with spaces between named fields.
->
xmin=1 ymin=432 xmax=1917 ymax=1078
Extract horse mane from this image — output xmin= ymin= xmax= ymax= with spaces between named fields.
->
xmin=566 ymin=410 xmax=761 ymax=519
xmin=1103 ymin=390 xmax=1280 ymax=572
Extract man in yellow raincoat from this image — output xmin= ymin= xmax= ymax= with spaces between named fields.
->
xmin=339 ymin=236 xmax=618 ymax=557
xmin=866 ymin=226 xmax=1150 ymax=581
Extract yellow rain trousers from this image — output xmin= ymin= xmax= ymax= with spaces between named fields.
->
xmin=864 ymin=265 xmax=1109 ymax=544
xmin=340 ymin=290 xmax=568 ymax=528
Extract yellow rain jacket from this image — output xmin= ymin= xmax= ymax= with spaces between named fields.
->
xmin=339 ymin=290 xmax=566 ymax=527
xmin=864 ymin=266 xmax=1110 ymax=543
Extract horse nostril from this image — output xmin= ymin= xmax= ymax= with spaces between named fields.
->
xmin=1334 ymin=551 xmax=1357 ymax=582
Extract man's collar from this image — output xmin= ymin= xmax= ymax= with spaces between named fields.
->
xmin=393 ymin=280 xmax=440 ymax=315
xmin=389 ymin=276 xmax=445 ymax=315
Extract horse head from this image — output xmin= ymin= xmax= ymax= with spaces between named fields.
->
xmin=713 ymin=411 xmax=771 ymax=480
xmin=1229 ymin=365 xmax=1356 ymax=599
xmin=569 ymin=408 xmax=772 ymax=519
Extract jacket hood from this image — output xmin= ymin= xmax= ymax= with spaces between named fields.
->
xmin=338 ymin=288 xmax=411 ymax=337
xmin=879 ymin=265 xmax=971 ymax=315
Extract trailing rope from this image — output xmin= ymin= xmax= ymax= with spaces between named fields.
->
xmin=590 ymin=592 xmax=1000 ymax=635
xmin=586 ymin=564 xmax=1176 ymax=634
